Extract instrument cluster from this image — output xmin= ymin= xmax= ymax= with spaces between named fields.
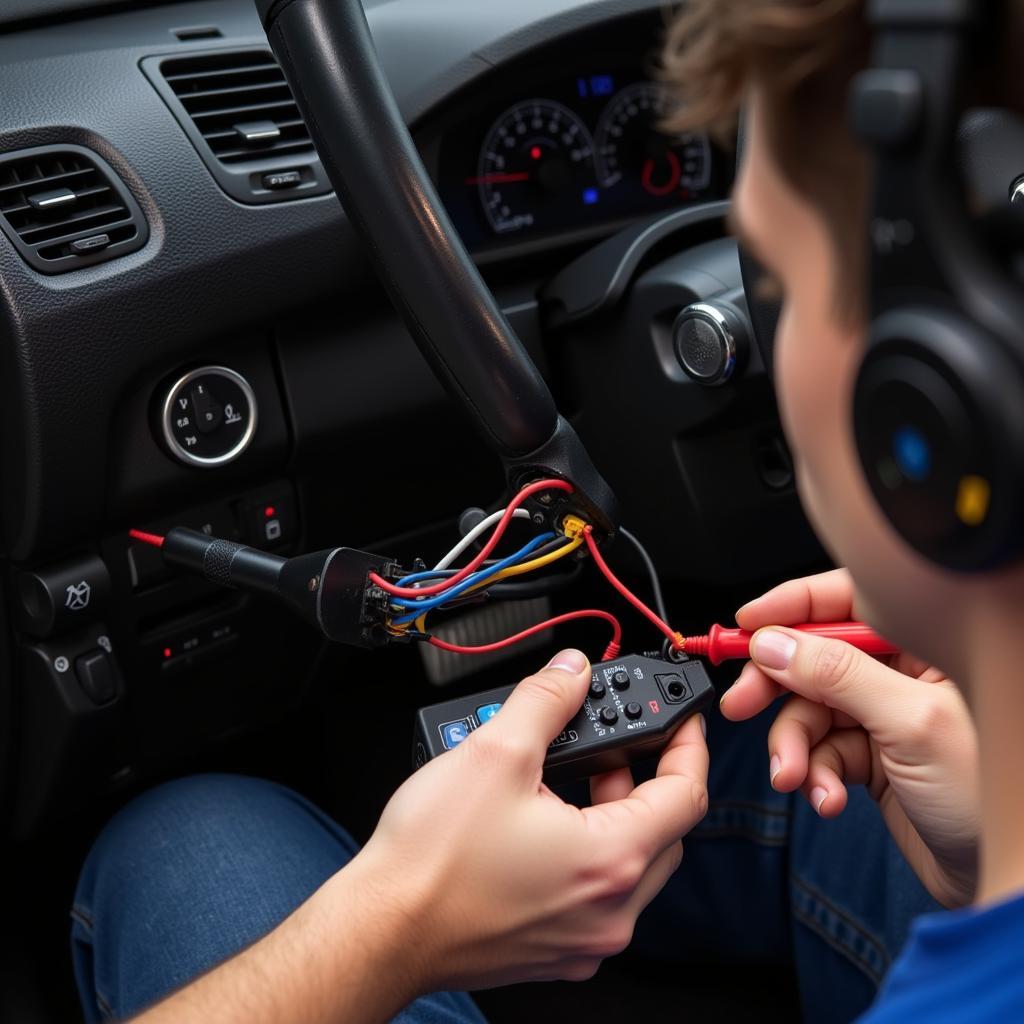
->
xmin=430 ymin=66 xmax=732 ymax=256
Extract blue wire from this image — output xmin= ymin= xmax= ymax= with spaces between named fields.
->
xmin=390 ymin=532 xmax=556 ymax=622
xmin=393 ymin=568 xmax=458 ymax=586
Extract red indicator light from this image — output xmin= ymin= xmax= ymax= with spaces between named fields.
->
xmin=264 ymin=505 xmax=276 ymax=518
xmin=163 ymin=647 xmax=173 ymax=659
xmin=648 ymin=699 xmax=661 ymax=715
xmin=530 ymin=145 xmax=542 ymax=160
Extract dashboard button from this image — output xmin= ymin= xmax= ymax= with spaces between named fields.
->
xmin=17 ymin=554 xmax=111 ymax=638
xmin=160 ymin=366 xmax=257 ymax=468
xmin=69 ymin=233 xmax=110 ymax=253
xmin=75 ymin=649 xmax=117 ymax=704
xmin=589 ymin=680 xmax=606 ymax=699
xmin=262 ymin=170 xmax=302 ymax=190
xmin=625 ymin=701 xmax=643 ymax=720
xmin=612 ymin=670 xmax=630 ymax=691
xmin=239 ymin=488 xmax=295 ymax=549
xmin=599 ymin=706 xmax=618 ymax=726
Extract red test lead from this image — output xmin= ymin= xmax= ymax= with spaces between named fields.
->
xmin=681 ymin=622 xmax=899 ymax=666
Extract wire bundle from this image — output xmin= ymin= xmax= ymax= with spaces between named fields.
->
xmin=377 ymin=478 xmax=684 ymax=662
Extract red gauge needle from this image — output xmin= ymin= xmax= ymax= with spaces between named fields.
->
xmin=464 ymin=172 xmax=531 ymax=185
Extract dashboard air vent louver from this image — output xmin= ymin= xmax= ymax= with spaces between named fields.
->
xmin=142 ymin=49 xmax=332 ymax=205
xmin=0 ymin=145 xmax=148 ymax=274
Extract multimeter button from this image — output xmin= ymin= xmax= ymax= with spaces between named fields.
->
xmin=589 ymin=680 xmax=606 ymax=699
xmin=625 ymin=702 xmax=643 ymax=720
xmin=612 ymin=670 xmax=630 ymax=691
xmin=476 ymin=703 xmax=502 ymax=724
xmin=599 ymin=706 xmax=618 ymax=726
xmin=441 ymin=720 xmax=471 ymax=749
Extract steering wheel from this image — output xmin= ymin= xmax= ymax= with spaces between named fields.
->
xmin=256 ymin=0 xmax=781 ymax=557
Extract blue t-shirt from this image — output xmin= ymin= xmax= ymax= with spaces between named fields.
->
xmin=862 ymin=891 xmax=1024 ymax=1021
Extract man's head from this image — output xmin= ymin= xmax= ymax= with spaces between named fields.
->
xmin=662 ymin=0 xmax=1021 ymax=674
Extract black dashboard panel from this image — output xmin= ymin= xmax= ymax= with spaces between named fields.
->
xmin=422 ymin=16 xmax=733 ymax=260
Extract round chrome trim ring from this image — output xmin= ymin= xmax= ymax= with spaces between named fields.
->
xmin=160 ymin=365 xmax=258 ymax=468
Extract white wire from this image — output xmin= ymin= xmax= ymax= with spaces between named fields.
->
xmin=433 ymin=507 xmax=532 ymax=571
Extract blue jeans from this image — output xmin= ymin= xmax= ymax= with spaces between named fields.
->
xmin=71 ymin=708 xmax=939 ymax=1022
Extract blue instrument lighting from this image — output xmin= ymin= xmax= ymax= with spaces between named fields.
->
xmin=892 ymin=426 xmax=932 ymax=481
xmin=577 ymin=74 xmax=615 ymax=98
xmin=582 ymin=188 xmax=599 ymax=206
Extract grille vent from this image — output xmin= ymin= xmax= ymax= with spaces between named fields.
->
xmin=142 ymin=49 xmax=332 ymax=204
xmin=0 ymin=145 xmax=148 ymax=273
xmin=162 ymin=50 xmax=314 ymax=165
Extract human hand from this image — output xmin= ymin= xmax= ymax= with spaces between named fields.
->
xmin=721 ymin=569 xmax=979 ymax=908
xmin=358 ymin=648 xmax=709 ymax=992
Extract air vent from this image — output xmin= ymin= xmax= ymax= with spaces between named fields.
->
xmin=0 ymin=145 xmax=148 ymax=274
xmin=142 ymin=49 xmax=332 ymax=205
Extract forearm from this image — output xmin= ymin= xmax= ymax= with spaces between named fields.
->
xmin=132 ymin=852 xmax=424 ymax=1024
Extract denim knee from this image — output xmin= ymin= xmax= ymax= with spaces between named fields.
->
xmin=71 ymin=773 xmax=358 ymax=1021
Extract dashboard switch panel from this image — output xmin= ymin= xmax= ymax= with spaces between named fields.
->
xmin=160 ymin=366 xmax=257 ymax=467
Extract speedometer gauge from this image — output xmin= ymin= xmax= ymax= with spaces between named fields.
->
xmin=472 ymin=99 xmax=597 ymax=234
xmin=596 ymin=82 xmax=711 ymax=197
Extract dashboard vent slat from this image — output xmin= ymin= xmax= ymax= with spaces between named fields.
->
xmin=0 ymin=145 xmax=148 ymax=274
xmin=158 ymin=50 xmax=316 ymax=167
xmin=142 ymin=48 xmax=333 ymax=204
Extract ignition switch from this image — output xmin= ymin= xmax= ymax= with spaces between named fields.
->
xmin=672 ymin=293 xmax=750 ymax=386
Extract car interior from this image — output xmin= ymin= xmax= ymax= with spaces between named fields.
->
xmin=2 ymin=0 xmax=1012 ymax=1020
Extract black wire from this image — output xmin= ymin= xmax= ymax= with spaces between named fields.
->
xmin=618 ymin=526 xmax=670 ymax=623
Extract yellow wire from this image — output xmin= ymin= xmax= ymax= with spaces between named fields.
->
xmin=486 ymin=534 xmax=583 ymax=581
xmin=394 ymin=533 xmax=585 ymax=636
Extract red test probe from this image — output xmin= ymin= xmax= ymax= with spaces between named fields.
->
xmin=680 ymin=622 xmax=899 ymax=666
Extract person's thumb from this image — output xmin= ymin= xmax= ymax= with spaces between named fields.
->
xmin=749 ymin=627 xmax=923 ymax=742
xmin=481 ymin=649 xmax=591 ymax=773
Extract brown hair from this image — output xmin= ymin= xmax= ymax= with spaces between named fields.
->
xmin=660 ymin=0 xmax=872 ymax=320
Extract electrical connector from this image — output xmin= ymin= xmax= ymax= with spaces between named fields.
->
xmin=561 ymin=514 xmax=589 ymax=539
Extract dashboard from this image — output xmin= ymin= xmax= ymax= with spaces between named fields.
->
xmin=422 ymin=18 xmax=733 ymax=259
xmin=0 ymin=0 xmax=804 ymax=848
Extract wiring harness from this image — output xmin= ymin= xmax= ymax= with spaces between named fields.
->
xmin=128 ymin=478 xmax=683 ymax=660
xmin=370 ymin=478 xmax=684 ymax=662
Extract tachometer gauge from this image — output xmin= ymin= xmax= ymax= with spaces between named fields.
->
xmin=472 ymin=99 xmax=598 ymax=234
xmin=596 ymin=82 xmax=711 ymax=197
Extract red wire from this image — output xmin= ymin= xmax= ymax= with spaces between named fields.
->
xmin=129 ymin=528 xmax=166 ymax=548
xmin=369 ymin=477 xmax=574 ymax=599
xmin=583 ymin=528 xmax=683 ymax=650
xmin=427 ymin=608 xmax=622 ymax=660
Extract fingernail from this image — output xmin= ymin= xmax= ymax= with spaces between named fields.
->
xmin=811 ymin=786 xmax=828 ymax=815
xmin=719 ymin=688 xmax=729 ymax=709
xmin=751 ymin=629 xmax=797 ymax=670
xmin=769 ymin=753 xmax=782 ymax=784
xmin=545 ymin=648 xmax=587 ymax=675
xmin=698 ymin=713 xmax=707 ymax=739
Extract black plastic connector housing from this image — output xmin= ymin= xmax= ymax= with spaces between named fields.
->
xmin=160 ymin=528 xmax=397 ymax=648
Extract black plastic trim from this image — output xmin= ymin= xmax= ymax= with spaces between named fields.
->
xmin=0 ymin=143 xmax=148 ymax=274
xmin=140 ymin=47 xmax=333 ymax=206
xmin=541 ymin=201 xmax=730 ymax=327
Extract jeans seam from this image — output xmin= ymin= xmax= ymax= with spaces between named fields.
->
xmin=790 ymin=872 xmax=889 ymax=985
xmin=71 ymin=904 xmax=94 ymax=931
xmin=708 ymin=798 xmax=790 ymax=819
xmin=96 ymin=989 xmax=115 ymax=1020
